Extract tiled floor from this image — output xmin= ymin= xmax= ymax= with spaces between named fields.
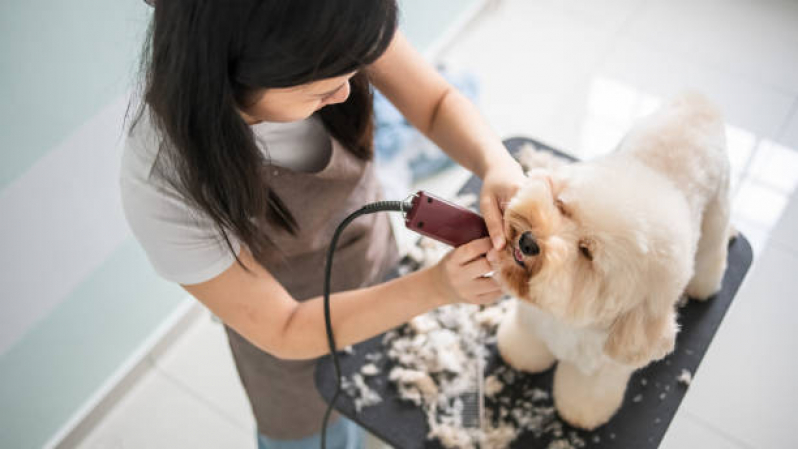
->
xmin=73 ymin=0 xmax=798 ymax=447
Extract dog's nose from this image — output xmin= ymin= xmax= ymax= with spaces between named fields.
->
xmin=519 ymin=232 xmax=540 ymax=256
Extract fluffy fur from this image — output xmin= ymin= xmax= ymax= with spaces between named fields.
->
xmin=494 ymin=93 xmax=731 ymax=429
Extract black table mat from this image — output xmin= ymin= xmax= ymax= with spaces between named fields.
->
xmin=316 ymin=137 xmax=753 ymax=448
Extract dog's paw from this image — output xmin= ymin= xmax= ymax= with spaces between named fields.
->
xmin=497 ymin=312 xmax=556 ymax=373
xmin=553 ymin=362 xmax=629 ymax=430
xmin=685 ymin=267 xmax=724 ymax=301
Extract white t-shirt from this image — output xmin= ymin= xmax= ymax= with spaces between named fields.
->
xmin=119 ymin=112 xmax=332 ymax=285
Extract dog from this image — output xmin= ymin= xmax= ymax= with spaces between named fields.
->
xmin=492 ymin=93 xmax=731 ymax=429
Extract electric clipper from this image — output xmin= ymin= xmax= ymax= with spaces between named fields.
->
xmin=403 ymin=191 xmax=489 ymax=246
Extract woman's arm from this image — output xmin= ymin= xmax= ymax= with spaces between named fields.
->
xmin=367 ymin=32 xmax=527 ymax=250
xmin=367 ymin=32 xmax=518 ymax=179
xmin=183 ymin=239 xmax=499 ymax=360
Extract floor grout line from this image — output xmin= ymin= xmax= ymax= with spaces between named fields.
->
xmin=150 ymin=360 xmax=255 ymax=436
xmin=608 ymin=1 xmax=798 ymax=101
xmin=680 ymin=408 xmax=755 ymax=449
xmin=142 ymin=314 xmax=254 ymax=435
xmin=774 ymin=95 xmax=798 ymax=142
xmin=766 ymin=234 xmax=798 ymax=260
xmin=597 ymin=0 xmax=659 ymax=68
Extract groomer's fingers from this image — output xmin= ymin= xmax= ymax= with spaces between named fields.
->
xmin=486 ymin=248 xmax=500 ymax=267
xmin=462 ymin=257 xmax=494 ymax=280
xmin=472 ymin=288 xmax=503 ymax=305
xmin=481 ymin=194 xmax=506 ymax=250
xmin=470 ymin=277 xmax=502 ymax=295
xmin=459 ymin=278 xmax=501 ymax=304
xmin=452 ymin=237 xmax=492 ymax=265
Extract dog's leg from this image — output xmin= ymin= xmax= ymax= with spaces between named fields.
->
xmin=553 ymin=360 xmax=633 ymax=430
xmin=686 ymin=189 xmax=731 ymax=300
xmin=497 ymin=300 xmax=556 ymax=373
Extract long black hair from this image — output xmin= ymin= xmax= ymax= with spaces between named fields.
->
xmin=134 ymin=0 xmax=398 ymax=269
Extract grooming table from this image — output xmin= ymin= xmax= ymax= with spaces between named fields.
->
xmin=316 ymin=137 xmax=753 ymax=448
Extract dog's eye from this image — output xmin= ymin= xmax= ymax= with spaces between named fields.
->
xmin=578 ymin=241 xmax=593 ymax=261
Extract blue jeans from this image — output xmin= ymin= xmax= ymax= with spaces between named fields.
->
xmin=257 ymin=416 xmax=365 ymax=449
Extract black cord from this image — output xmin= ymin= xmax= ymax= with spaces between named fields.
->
xmin=321 ymin=200 xmax=412 ymax=449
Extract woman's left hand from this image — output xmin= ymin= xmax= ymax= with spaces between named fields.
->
xmin=480 ymin=160 xmax=527 ymax=251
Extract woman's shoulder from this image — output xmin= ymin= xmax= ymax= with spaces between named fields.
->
xmin=119 ymin=111 xmax=240 ymax=285
xmin=120 ymin=110 xmax=187 ymax=207
xmin=121 ymin=111 xmax=164 ymax=183
xmin=119 ymin=110 xmax=201 ymax=242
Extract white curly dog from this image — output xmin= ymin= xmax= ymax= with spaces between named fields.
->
xmin=492 ymin=93 xmax=731 ymax=429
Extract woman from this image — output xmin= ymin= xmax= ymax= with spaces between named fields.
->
xmin=121 ymin=0 xmax=527 ymax=447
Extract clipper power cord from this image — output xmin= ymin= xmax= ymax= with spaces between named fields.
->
xmin=320 ymin=191 xmax=489 ymax=448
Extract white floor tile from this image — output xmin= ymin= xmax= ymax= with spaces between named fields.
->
xmin=778 ymin=102 xmax=798 ymax=149
xmin=76 ymin=367 xmax=253 ymax=449
xmin=730 ymin=217 xmax=771 ymax=257
xmin=747 ymin=139 xmax=798 ymax=193
xmin=726 ymin=124 xmax=758 ymax=176
xmin=732 ymin=178 xmax=790 ymax=229
xmin=440 ymin=0 xmax=623 ymax=144
xmin=622 ymin=0 xmax=798 ymax=95
xmin=452 ymin=3 xmax=796 ymax=161
xmin=531 ymin=0 xmax=651 ymax=35
xmin=661 ymin=410 xmax=749 ymax=449
xmin=150 ymin=311 xmax=256 ymax=433
xmin=592 ymin=37 xmax=795 ymax=144
xmin=770 ymin=190 xmax=798 ymax=253
xmin=678 ymin=244 xmax=798 ymax=448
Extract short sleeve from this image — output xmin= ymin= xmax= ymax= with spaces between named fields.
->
xmin=120 ymin=124 xmax=241 ymax=285
xmin=121 ymin=176 xmax=241 ymax=285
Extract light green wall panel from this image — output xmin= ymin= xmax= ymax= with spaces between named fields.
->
xmin=0 ymin=238 xmax=185 ymax=449
xmin=0 ymin=1 xmax=150 ymax=189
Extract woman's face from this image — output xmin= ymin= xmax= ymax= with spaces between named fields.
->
xmin=239 ymin=72 xmax=355 ymax=124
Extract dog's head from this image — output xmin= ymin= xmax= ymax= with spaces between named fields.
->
xmin=494 ymin=162 xmax=692 ymax=366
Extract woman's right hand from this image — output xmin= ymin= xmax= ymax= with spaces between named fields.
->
xmin=432 ymin=237 xmax=503 ymax=306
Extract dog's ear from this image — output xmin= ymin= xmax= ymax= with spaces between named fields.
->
xmin=603 ymin=300 xmax=678 ymax=367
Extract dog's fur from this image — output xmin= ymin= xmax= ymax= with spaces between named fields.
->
xmin=493 ymin=93 xmax=731 ymax=429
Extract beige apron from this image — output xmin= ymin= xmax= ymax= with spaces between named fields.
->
xmin=224 ymin=136 xmax=399 ymax=439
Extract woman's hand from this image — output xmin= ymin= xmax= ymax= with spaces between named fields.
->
xmin=480 ymin=160 xmax=527 ymax=250
xmin=432 ymin=237 xmax=503 ymax=305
